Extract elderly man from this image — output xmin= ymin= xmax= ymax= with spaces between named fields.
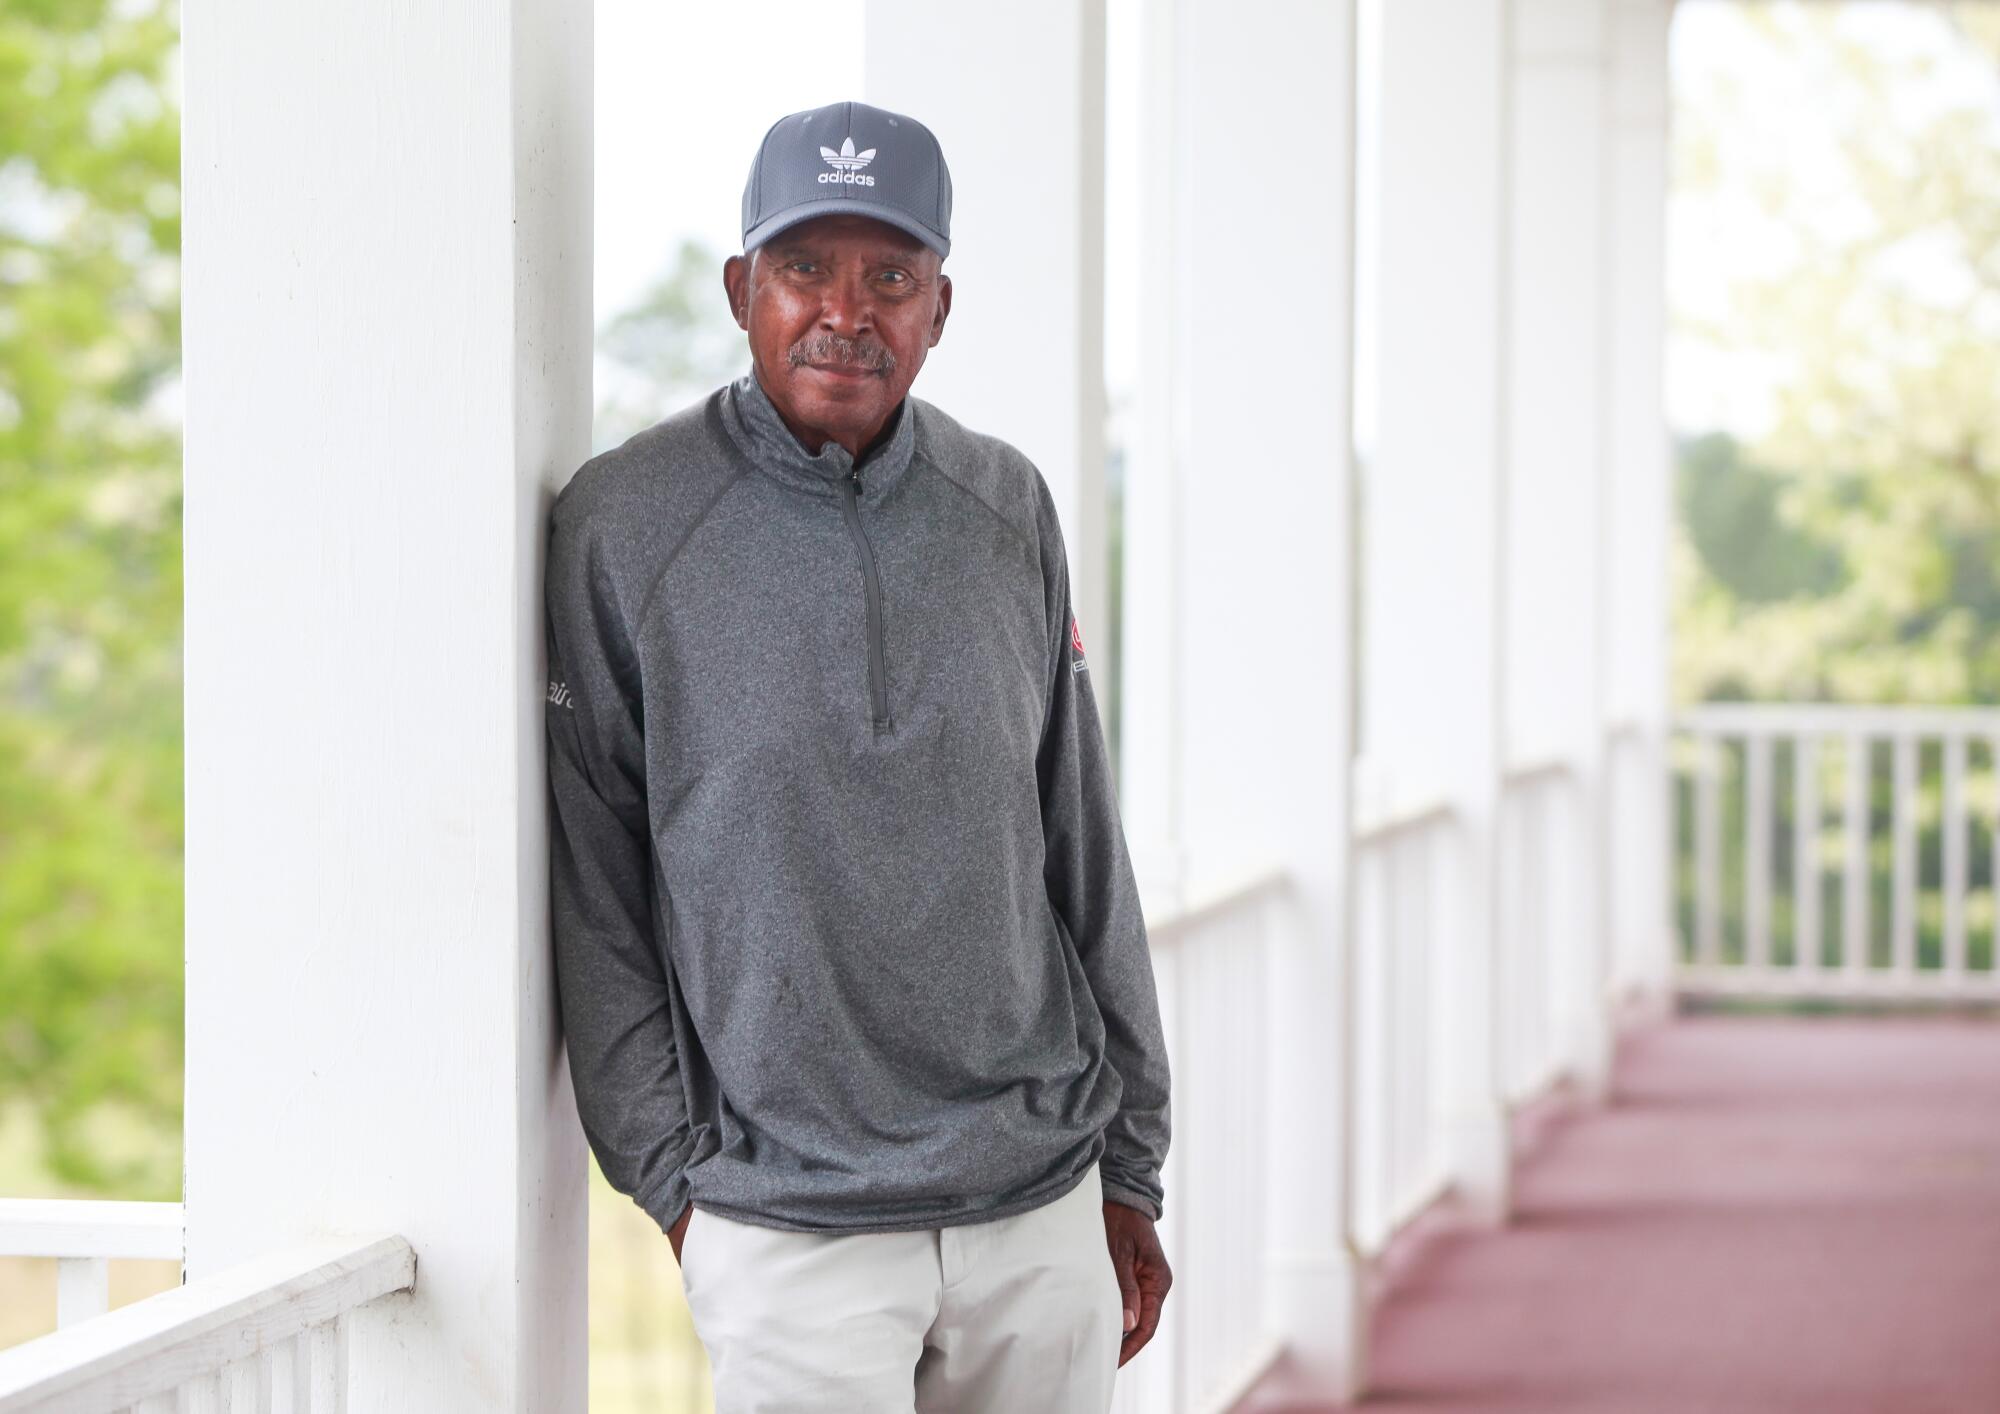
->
xmin=544 ymin=99 xmax=1172 ymax=1411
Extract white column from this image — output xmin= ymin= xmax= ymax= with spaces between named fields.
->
xmin=181 ymin=2 xmax=591 ymax=1408
xmin=1159 ymin=0 xmax=1366 ymax=1396
xmin=1120 ymin=0 xmax=1193 ymax=911
xmin=862 ymin=3 xmax=1110 ymax=687
xmin=1603 ymin=0 xmax=1675 ymax=1016
xmin=1506 ymin=0 xmax=1614 ymax=1100
xmin=1369 ymin=0 xmax=1513 ymax=1224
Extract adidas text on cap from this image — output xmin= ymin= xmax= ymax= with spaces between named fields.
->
xmin=741 ymin=100 xmax=953 ymax=260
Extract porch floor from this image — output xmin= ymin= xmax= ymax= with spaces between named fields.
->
xmin=1238 ymin=1012 xmax=2000 ymax=1413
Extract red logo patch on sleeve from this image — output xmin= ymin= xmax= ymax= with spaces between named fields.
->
xmin=1069 ymin=614 xmax=1087 ymax=672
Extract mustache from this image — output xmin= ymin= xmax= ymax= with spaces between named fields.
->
xmin=788 ymin=331 xmax=896 ymax=376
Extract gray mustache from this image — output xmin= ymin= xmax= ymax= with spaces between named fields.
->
xmin=789 ymin=332 xmax=896 ymax=376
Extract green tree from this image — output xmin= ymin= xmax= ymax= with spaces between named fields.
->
xmin=0 ymin=0 xmax=183 ymax=1196
xmin=1672 ymin=5 xmax=2000 ymax=707
xmin=593 ymin=236 xmax=746 ymax=453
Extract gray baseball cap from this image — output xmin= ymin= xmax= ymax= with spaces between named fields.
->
xmin=741 ymin=100 xmax=952 ymax=260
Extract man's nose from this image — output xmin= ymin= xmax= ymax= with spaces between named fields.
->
xmin=818 ymin=269 xmax=874 ymax=336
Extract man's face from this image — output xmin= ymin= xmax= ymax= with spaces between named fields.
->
xmin=722 ymin=213 xmax=951 ymax=455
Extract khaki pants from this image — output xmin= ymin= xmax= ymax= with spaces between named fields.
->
xmin=680 ymin=1160 xmax=1124 ymax=1412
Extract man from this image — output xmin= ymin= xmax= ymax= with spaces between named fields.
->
xmin=544 ymin=99 xmax=1173 ymax=1411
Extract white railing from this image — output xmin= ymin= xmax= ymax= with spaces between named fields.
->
xmin=1497 ymin=758 xmax=1595 ymax=1102
xmin=1114 ymin=864 xmax=1288 ymax=1414
xmin=1350 ymin=799 xmax=1457 ymax=1255
xmin=0 ymin=1201 xmax=184 ymax=1332
xmin=0 ymin=1233 xmax=414 ymax=1413
xmin=1676 ymin=705 xmax=2000 ymax=1001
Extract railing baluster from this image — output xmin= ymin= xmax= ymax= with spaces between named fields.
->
xmin=1696 ymin=734 xmax=1721 ymax=968
xmin=217 ymin=1354 xmax=259 ymax=1413
xmin=182 ymin=1370 xmax=223 ymax=1413
xmin=1405 ymin=834 xmax=1431 ymax=1203
xmin=1351 ymin=844 xmax=1386 ymax=1247
xmin=309 ymin=1316 xmax=348 ymax=1413
xmin=268 ymin=1332 xmax=301 ymax=1414
xmin=1845 ymin=733 xmax=1870 ymax=975
xmin=1379 ymin=841 xmax=1401 ymax=1244
xmin=1893 ymin=734 xmax=1918 ymax=974
xmin=1528 ymin=784 xmax=1544 ymax=1084
xmin=55 ymin=1255 xmax=110 ymax=1329
xmin=1944 ymin=734 xmax=1967 ymax=981
xmin=1795 ymin=734 xmax=1821 ymax=972
xmin=1745 ymin=733 xmax=1772 ymax=968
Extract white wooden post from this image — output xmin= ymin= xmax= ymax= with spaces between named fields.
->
xmin=1120 ymin=0 xmax=1194 ymax=913
xmin=1507 ymin=0 xmax=1613 ymax=1099
xmin=1149 ymin=0 xmax=1365 ymax=1395
xmin=862 ymin=2 xmax=1110 ymax=698
xmin=181 ymin=1 xmax=591 ymax=1406
xmin=1369 ymin=0 xmax=1512 ymax=1225
xmin=1033 ymin=0 xmax=1367 ymax=1392
xmin=1602 ymin=0 xmax=1674 ymax=1013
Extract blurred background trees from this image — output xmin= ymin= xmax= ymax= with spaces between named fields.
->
xmin=1 ymin=0 xmax=183 ymax=1199
xmin=1671 ymin=5 xmax=2000 ymax=707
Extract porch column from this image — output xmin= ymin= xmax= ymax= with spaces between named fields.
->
xmin=1368 ymin=0 xmax=1514 ymax=1224
xmin=1153 ymin=0 xmax=1366 ymax=1396
xmin=181 ymin=2 xmax=591 ymax=1408
xmin=862 ymin=2 xmax=1111 ymax=689
xmin=1602 ymin=0 xmax=1676 ymax=1018
xmin=1505 ymin=0 xmax=1616 ymax=1101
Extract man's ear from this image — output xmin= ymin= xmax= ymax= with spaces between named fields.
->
xmin=928 ymin=272 xmax=952 ymax=348
xmin=723 ymin=253 xmax=751 ymax=331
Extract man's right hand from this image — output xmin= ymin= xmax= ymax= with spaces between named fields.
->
xmin=670 ymin=1203 xmax=693 ymax=1266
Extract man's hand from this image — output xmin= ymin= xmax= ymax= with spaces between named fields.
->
xmin=669 ymin=1203 xmax=693 ymax=1266
xmin=1103 ymin=1201 xmax=1172 ymax=1367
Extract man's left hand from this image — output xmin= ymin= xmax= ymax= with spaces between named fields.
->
xmin=1102 ymin=1201 xmax=1173 ymax=1367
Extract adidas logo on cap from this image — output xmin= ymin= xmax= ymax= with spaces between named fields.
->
xmin=818 ymin=136 xmax=877 ymax=187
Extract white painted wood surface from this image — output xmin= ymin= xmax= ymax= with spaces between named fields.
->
xmin=0 ymin=1236 xmax=411 ymax=1413
xmin=179 ymin=0 xmax=591 ymax=1407
xmin=1366 ymin=0 xmax=1513 ymax=1228
xmin=1095 ymin=0 xmax=1368 ymax=1399
xmin=1351 ymin=809 xmax=1459 ymax=1255
xmin=1124 ymin=869 xmax=1287 ymax=1414
xmin=1601 ymin=0 xmax=1675 ymax=1013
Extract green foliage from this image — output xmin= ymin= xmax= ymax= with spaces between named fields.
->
xmin=1672 ymin=5 xmax=2000 ymax=708
xmin=1678 ymin=430 xmax=1847 ymax=605
xmin=0 ymin=0 xmax=183 ymax=1197
xmin=593 ymin=237 xmax=747 ymax=454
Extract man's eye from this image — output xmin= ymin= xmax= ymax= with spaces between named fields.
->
xmin=789 ymin=261 xmax=818 ymax=274
xmin=879 ymin=270 xmax=909 ymax=286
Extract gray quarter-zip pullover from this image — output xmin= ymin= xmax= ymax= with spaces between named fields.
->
xmin=544 ymin=368 xmax=1171 ymax=1236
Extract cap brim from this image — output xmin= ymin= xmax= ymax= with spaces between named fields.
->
xmin=744 ymin=200 xmax=950 ymax=260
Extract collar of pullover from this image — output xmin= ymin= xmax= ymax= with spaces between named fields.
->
xmin=721 ymin=366 xmax=917 ymax=506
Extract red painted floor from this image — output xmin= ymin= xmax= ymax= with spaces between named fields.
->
xmin=1240 ymin=1013 xmax=2000 ymax=1414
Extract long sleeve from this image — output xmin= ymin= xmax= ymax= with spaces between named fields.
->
xmin=1032 ymin=483 xmax=1172 ymax=1221
xmin=545 ymin=500 xmax=699 ymax=1236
